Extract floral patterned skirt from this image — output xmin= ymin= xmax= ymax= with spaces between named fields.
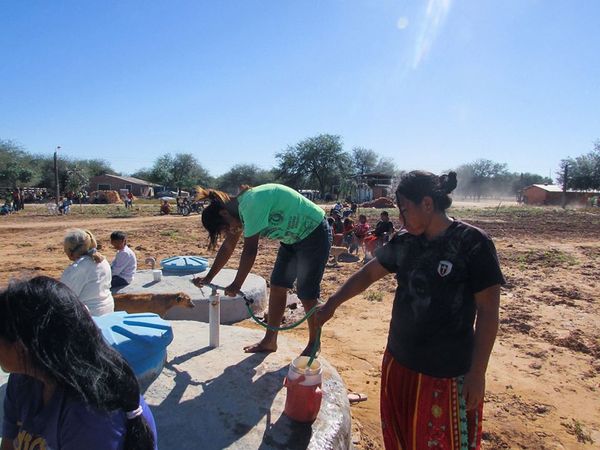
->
xmin=380 ymin=350 xmax=483 ymax=450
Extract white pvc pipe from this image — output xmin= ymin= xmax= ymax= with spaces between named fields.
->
xmin=209 ymin=288 xmax=220 ymax=348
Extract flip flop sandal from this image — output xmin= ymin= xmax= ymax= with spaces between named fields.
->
xmin=348 ymin=392 xmax=368 ymax=405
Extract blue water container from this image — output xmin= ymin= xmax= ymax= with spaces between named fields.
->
xmin=94 ymin=312 xmax=173 ymax=389
xmin=160 ymin=255 xmax=209 ymax=274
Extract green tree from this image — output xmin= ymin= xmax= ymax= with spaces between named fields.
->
xmin=374 ymin=157 xmax=397 ymax=175
xmin=559 ymin=140 xmax=600 ymax=190
xmin=79 ymin=159 xmax=115 ymax=177
xmin=149 ymin=153 xmax=213 ymax=192
xmin=130 ymin=168 xmax=154 ymax=182
xmin=65 ymin=164 xmax=90 ymax=194
xmin=275 ymin=134 xmax=352 ymax=197
xmin=32 ymin=156 xmax=69 ymax=192
xmin=351 ymin=147 xmax=378 ymax=175
xmin=216 ymin=164 xmax=274 ymax=193
xmin=0 ymin=163 xmax=33 ymax=187
xmin=0 ymin=140 xmax=34 ymax=187
xmin=455 ymin=159 xmax=508 ymax=200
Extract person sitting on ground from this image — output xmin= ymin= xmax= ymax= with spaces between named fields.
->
xmin=110 ymin=231 xmax=137 ymax=289
xmin=363 ymin=210 xmax=396 ymax=258
xmin=315 ymin=170 xmax=503 ymax=450
xmin=60 ymin=229 xmax=114 ymax=316
xmin=58 ymin=196 xmax=71 ymax=214
xmin=0 ymin=276 xmax=157 ymax=450
xmin=0 ymin=201 xmax=11 ymax=216
xmin=160 ymin=200 xmax=171 ymax=215
xmin=193 ymin=183 xmax=332 ymax=356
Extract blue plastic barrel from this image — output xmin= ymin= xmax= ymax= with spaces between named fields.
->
xmin=160 ymin=255 xmax=209 ymax=274
xmin=94 ymin=312 xmax=173 ymax=389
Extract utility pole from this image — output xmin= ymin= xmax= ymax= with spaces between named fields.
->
xmin=561 ymin=164 xmax=568 ymax=209
xmin=54 ymin=146 xmax=61 ymax=205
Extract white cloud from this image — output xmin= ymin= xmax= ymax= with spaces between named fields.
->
xmin=396 ymin=17 xmax=409 ymax=30
xmin=412 ymin=0 xmax=452 ymax=68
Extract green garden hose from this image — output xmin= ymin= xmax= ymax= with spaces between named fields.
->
xmin=203 ymin=282 xmax=321 ymax=366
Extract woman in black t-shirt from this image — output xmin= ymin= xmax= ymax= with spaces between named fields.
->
xmin=315 ymin=170 xmax=504 ymax=450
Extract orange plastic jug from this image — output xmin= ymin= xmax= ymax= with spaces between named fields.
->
xmin=284 ymin=356 xmax=323 ymax=423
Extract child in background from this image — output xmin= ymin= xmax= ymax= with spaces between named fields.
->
xmin=110 ymin=231 xmax=137 ymax=289
xmin=331 ymin=211 xmax=345 ymax=246
xmin=327 ymin=217 xmax=335 ymax=240
xmin=342 ymin=217 xmax=355 ymax=249
xmin=349 ymin=214 xmax=370 ymax=255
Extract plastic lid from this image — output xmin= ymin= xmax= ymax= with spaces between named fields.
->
xmin=160 ymin=255 xmax=209 ymax=274
xmin=94 ymin=312 xmax=173 ymax=377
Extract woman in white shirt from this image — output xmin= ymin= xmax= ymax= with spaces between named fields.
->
xmin=60 ymin=229 xmax=114 ymax=316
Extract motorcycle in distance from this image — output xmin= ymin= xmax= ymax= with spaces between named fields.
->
xmin=179 ymin=198 xmax=204 ymax=216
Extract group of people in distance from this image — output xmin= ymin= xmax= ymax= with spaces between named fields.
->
xmin=329 ymin=208 xmax=396 ymax=260
xmin=1 ymin=170 xmax=503 ymax=450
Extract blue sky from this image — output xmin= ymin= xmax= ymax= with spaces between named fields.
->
xmin=1 ymin=0 xmax=599 ymax=179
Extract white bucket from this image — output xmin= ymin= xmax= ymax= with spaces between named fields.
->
xmin=287 ymin=356 xmax=322 ymax=386
xmin=152 ymin=270 xmax=162 ymax=282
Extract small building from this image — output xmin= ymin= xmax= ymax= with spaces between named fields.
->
xmin=299 ymin=189 xmax=320 ymax=201
xmin=88 ymin=174 xmax=160 ymax=198
xmin=522 ymin=184 xmax=600 ymax=206
xmin=352 ymin=172 xmax=394 ymax=203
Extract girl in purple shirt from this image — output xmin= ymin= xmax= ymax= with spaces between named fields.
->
xmin=0 ymin=277 xmax=157 ymax=450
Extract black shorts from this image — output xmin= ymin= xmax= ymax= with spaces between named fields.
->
xmin=270 ymin=219 xmax=332 ymax=300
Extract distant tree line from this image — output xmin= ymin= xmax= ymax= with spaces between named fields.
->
xmin=453 ymin=159 xmax=552 ymax=200
xmin=557 ymin=140 xmax=600 ymax=190
xmin=0 ymin=139 xmax=113 ymax=196
xmin=3 ymin=136 xmax=598 ymax=200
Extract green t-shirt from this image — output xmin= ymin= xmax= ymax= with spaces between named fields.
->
xmin=238 ymin=184 xmax=325 ymax=244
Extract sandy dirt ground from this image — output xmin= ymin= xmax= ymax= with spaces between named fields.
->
xmin=1 ymin=202 xmax=599 ymax=449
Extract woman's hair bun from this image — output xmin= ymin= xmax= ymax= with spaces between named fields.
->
xmin=439 ymin=172 xmax=457 ymax=194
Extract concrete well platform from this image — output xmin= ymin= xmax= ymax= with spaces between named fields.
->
xmin=0 ymin=323 xmax=353 ymax=449
xmin=145 ymin=321 xmax=353 ymax=450
xmin=114 ymin=269 xmax=268 ymax=323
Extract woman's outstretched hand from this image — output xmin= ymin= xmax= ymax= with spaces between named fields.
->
xmin=314 ymin=301 xmax=337 ymax=328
